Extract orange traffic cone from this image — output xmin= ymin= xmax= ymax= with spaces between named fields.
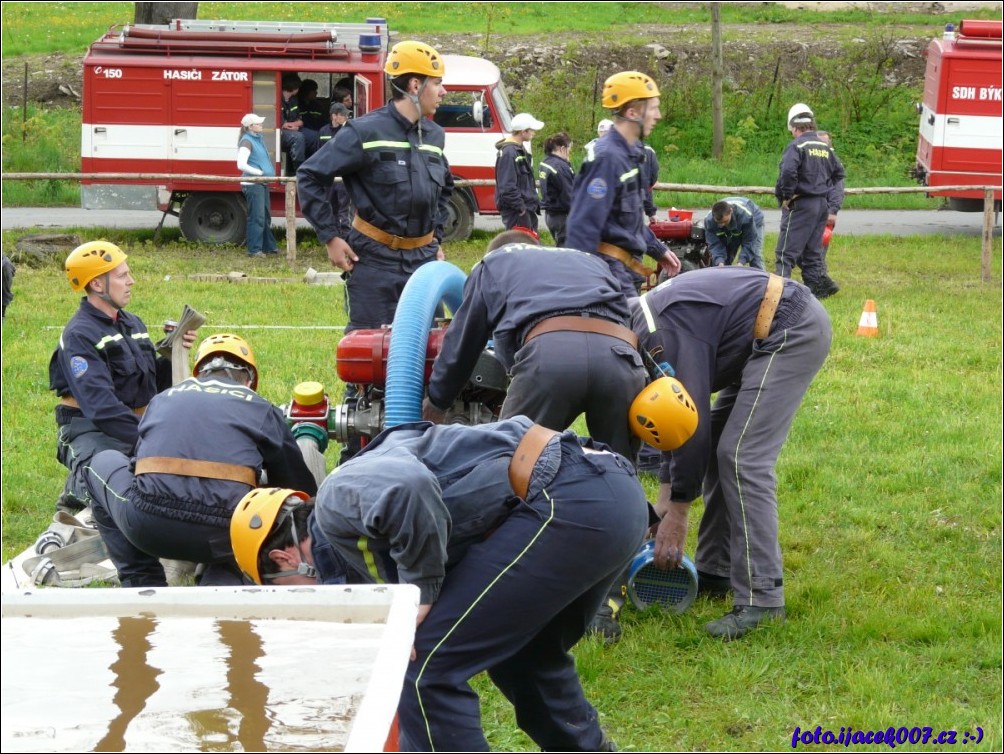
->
xmin=856 ymin=299 xmax=879 ymax=337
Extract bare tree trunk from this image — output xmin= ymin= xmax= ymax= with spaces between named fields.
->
xmin=134 ymin=2 xmax=199 ymax=25
xmin=711 ymin=3 xmax=724 ymax=159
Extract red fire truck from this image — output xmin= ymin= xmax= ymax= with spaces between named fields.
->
xmin=913 ymin=19 xmax=1003 ymax=212
xmin=80 ymin=18 xmax=514 ymax=242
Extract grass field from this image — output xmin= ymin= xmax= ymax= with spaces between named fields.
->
xmin=1 ymin=224 xmax=1000 ymax=750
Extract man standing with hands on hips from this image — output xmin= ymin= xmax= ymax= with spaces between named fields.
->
xmin=297 ymin=40 xmax=453 ymax=333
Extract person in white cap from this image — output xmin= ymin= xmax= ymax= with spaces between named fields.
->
xmin=494 ymin=112 xmax=544 ymax=231
xmin=585 ymin=118 xmax=614 ymax=151
xmin=773 ymin=103 xmax=845 ymax=299
xmin=236 ymin=113 xmax=278 ymax=257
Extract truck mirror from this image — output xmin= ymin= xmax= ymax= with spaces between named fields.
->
xmin=472 ymin=99 xmax=484 ymax=125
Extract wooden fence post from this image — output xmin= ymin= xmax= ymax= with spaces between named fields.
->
xmin=285 ymin=178 xmax=297 ymax=263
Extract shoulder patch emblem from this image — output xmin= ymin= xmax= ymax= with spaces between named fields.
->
xmin=70 ymin=356 xmax=88 ymax=379
xmin=587 ymin=178 xmax=608 ymax=199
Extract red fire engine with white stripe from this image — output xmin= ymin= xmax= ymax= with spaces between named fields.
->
xmin=80 ymin=18 xmax=514 ymax=243
xmin=914 ymin=18 xmax=1003 ymax=212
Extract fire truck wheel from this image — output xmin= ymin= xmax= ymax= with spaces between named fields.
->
xmin=179 ymin=193 xmax=247 ymax=245
xmin=441 ymin=190 xmax=474 ymax=244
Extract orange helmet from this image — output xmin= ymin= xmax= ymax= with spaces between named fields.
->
xmin=230 ymin=487 xmax=311 ymax=585
xmin=193 ymin=333 xmax=258 ymax=389
xmin=629 ymin=376 xmax=699 ymax=451
xmin=602 ymin=71 xmax=660 ymax=109
xmin=384 ymin=41 xmax=445 ymax=78
xmin=65 ymin=240 xmax=127 ymax=292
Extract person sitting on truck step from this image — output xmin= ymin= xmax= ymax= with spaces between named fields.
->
xmin=297 ymin=78 xmax=327 ymax=137
xmin=280 ymin=73 xmax=319 ymax=175
xmin=318 ymin=102 xmax=352 ymax=237
xmin=332 ymin=84 xmax=354 ymax=118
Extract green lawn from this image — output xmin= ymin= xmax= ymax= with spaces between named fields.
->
xmin=2 ymin=225 xmax=1000 ymax=750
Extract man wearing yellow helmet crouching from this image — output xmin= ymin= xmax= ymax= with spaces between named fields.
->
xmin=633 ymin=268 xmax=832 ymax=640
xmin=82 ymin=333 xmax=318 ymax=587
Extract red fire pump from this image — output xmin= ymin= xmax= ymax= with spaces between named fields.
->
xmin=648 ymin=208 xmax=710 ymax=273
xmin=303 ymin=324 xmax=510 ymax=445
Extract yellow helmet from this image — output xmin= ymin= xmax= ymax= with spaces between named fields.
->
xmin=384 ymin=40 xmax=445 ymax=78
xmin=602 ymin=71 xmax=660 ymax=109
xmin=629 ymin=376 xmax=699 ymax=451
xmin=65 ymin=240 xmax=128 ymax=292
xmin=193 ymin=333 xmax=258 ymax=389
xmin=231 ymin=487 xmax=311 ymax=585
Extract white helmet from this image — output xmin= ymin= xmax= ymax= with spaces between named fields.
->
xmin=787 ymin=103 xmax=814 ymax=127
xmin=597 ymin=118 xmax=614 ymax=136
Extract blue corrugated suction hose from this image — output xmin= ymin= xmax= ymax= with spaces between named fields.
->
xmin=384 ymin=261 xmax=466 ymax=427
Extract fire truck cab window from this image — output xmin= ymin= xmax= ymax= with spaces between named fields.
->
xmin=434 ymin=92 xmax=492 ymax=129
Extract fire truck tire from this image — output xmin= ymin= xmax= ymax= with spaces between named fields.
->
xmin=179 ymin=193 xmax=247 ymax=245
xmin=441 ymin=190 xmax=475 ymax=244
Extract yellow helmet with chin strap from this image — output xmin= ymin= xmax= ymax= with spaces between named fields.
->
xmin=602 ymin=71 xmax=660 ymax=109
xmin=384 ymin=40 xmax=445 ymax=78
xmin=193 ymin=333 xmax=258 ymax=389
xmin=629 ymin=375 xmax=699 ymax=451
xmin=231 ymin=487 xmax=311 ymax=585
xmin=65 ymin=240 xmax=128 ymax=292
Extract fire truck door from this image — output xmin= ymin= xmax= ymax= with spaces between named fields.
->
xmin=354 ymin=76 xmax=372 ymax=115
xmin=85 ymin=67 xmax=170 ymax=166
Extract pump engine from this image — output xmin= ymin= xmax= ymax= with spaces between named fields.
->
xmin=649 ymin=209 xmax=710 ymax=273
xmin=324 ymin=324 xmax=508 ymax=445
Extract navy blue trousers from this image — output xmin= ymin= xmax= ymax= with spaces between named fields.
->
xmin=398 ymin=440 xmax=649 ymax=752
xmin=85 ymin=449 xmax=243 ymax=587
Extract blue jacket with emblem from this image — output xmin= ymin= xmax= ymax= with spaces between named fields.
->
xmin=565 ymin=128 xmax=667 ymax=262
xmin=49 ymin=299 xmax=170 ymax=446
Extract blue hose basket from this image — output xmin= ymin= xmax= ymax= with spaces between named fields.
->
xmin=626 ymin=539 xmax=698 ymax=614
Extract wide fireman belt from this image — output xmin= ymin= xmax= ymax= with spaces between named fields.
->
xmin=59 ymin=394 xmax=146 ymax=416
xmin=523 ymin=314 xmax=639 ymax=350
xmin=754 ymin=273 xmax=785 ymax=340
xmin=508 ymin=424 xmax=560 ymax=500
xmin=134 ymin=456 xmax=257 ymax=486
xmin=352 ymin=215 xmax=435 ymax=251
xmin=597 ymin=242 xmax=656 ymax=278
